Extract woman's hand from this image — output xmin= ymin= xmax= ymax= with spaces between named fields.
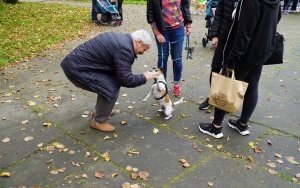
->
xmin=186 ymin=27 xmax=191 ymax=36
xmin=212 ymin=37 xmax=218 ymax=48
xmin=156 ymin=34 xmax=166 ymax=44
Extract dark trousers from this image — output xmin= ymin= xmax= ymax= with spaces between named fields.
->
xmin=212 ymin=65 xmax=263 ymax=126
xmin=291 ymin=0 xmax=298 ymax=10
xmin=65 ymin=74 xmax=119 ymax=123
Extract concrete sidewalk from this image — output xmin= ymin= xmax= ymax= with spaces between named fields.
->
xmin=0 ymin=3 xmax=299 ymax=188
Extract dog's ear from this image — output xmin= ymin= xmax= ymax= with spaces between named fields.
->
xmin=158 ymin=67 xmax=164 ymax=72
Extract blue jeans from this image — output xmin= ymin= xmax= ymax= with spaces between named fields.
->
xmin=156 ymin=26 xmax=185 ymax=83
xmin=91 ymin=0 xmax=98 ymax=21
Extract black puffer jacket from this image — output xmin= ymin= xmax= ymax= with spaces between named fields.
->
xmin=209 ymin=0 xmax=237 ymax=44
xmin=61 ymin=32 xmax=147 ymax=101
xmin=146 ymin=0 xmax=193 ymax=32
xmin=225 ymin=0 xmax=281 ymax=69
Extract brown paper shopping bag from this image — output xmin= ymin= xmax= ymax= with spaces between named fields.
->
xmin=208 ymin=71 xmax=248 ymax=113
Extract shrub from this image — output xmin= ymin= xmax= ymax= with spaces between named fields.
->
xmin=4 ymin=0 xmax=19 ymax=4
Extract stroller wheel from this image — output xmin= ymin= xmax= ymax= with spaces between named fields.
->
xmin=202 ymin=38 xmax=207 ymax=48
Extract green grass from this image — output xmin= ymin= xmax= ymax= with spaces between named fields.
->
xmin=0 ymin=1 xmax=96 ymax=67
xmin=0 ymin=0 xmax=149 ymax=67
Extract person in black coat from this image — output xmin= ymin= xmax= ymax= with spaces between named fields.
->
xmin=61 ymin=30 xmax=158 ymax=132
xmin=199 ymin=0 xmax=282 ymax=139
xmin=199 ymin=0 xmax=238 ymax=110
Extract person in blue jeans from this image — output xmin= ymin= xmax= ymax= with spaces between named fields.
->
xmin=146 ymin=0 xmax=192 ymax=96
xmin=91 ymin=0 xmax=99 ymax=23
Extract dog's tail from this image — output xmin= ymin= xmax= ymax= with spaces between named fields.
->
xmin=172 ymin=97 xmax=184 ymax=106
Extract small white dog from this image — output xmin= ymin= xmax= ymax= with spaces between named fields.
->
xmin=142 ymin=68 xmax=184 ymax=120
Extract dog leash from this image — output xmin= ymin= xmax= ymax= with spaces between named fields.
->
xmin=185 ymin=36 xmax=194 ymax=59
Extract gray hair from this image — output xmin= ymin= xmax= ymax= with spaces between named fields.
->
xmin=131 ymin=30 xmax=152 ymax=47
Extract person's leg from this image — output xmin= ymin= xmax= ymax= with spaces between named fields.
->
xmin=117 ymin=0 xmax=124 ymax=20
xmin=91 ymin=0 xmax=98 ymax=21
xmin=235 ymin=65 xmax=263 ymax=124
xmin=94 ymin=91 xmax=119 ymax=123
xmin=291 ymin=0 xmax=298 ymax=11
xmin=169 ymin=26 xmax=184 ymax=84
xmin=156 ymin=32 xmax=170 ymax=80
xmin=169 ymin=26 xmax=184 ymax=96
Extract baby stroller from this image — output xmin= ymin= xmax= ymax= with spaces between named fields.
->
xmin=202 ymin=0 xmax=218 ymax=47
xmin=95 ymin=0 xmax=122 ymax=26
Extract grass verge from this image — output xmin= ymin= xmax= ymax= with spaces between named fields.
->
xmin=0 ymin=1 xmax=98 ymax=67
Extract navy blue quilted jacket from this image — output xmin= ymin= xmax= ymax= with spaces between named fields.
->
xmin=61 ymin=32 xmax=147 ymax=101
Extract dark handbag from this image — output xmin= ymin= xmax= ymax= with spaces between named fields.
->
xmin=264 ymin=32 xmax=284 ymax=65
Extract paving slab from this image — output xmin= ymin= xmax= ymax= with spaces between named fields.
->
xmin=0 ymin=2 xmax=299 ymax=188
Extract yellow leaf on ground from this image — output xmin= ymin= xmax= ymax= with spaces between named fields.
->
xmin=24 ymin=136 xmax=34 ymax=141
xmin=0 ymin=172 xmax=11 ymax=177
xmin=153 ymin=128 xmax=159 ymax=134
xmin=2 ymin=138 xmax=10 ymax=143
xmin=208 ymin=182 xmax=214 ymax=186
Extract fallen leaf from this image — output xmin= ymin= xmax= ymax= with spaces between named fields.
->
xmin=267 ymin=162 xmax=276 ymax=168
xmin=104 ymin=135 xmax=111 ymax=140
xmin=93 ymin=156 xmax=99 ymax=161
xmin=0 ymin=172 xmax=11 ymax=177
xmin=85 ymin=152 xmax=90 ymax=157
xmin=295 ymin=173 xmax=300 ymax=178
xmin=130 ymin=184 xmax=140 ymax=188
xmin=81 ymin=174 xmax=88 ymax=178
xmin=267 ymin=140 xmax=272 ymax=145
xmin=153 ymin=128 xmax=159 ymax=134
xmin=267 ymin=115 xmax=273 ymax=119
xmin=27 ymin=101 xmax=36 ymax=106
xmin=101 ymin=153 xmax=110 ymax=161
xmin=276 ymin=159 xmax=283 ymax=164
xmin=253 ymin=146 xmax=264 ymax=153
xmin=217 ymin=145 xmax=223 ymax=149
xmin=122 ymin=94 xmax=128 ymax=97
xmin=121 ymin=121 xmax=127 ymax=125
xmin=268 ymin=169 xmax=277 ymax=175
xmin=24 ymin=136 xmax=34 ymax=141
xmin=274 ymin=153 xmax=282 ymax=158
xmin=245 ymin=165 xmax=252 ymax=169
xmin=22 ymin=120 xmax=29 ymax=124
xmin=69 ymin=150 xmax=75 ymax=155
xmin=132 ymin=167 xmax=138 ymax=172
xmin=43 ymin=122 xmax=51 ymax=127
xmin=58 ymin=167 xmax=66 ymax=173
xmin=247 ymin=156 xmax=255 ymax=163
xmin=2 ymin=138 xmax=10 ymax=143
xmin=111 ymin=173 xmax=118 ymax=178
xmin=226 ymin=136 xmax=230 ymax=142
xmin=126 ymin=166 xmax=133 ymax=171
xmin=208 ymin=182 xmax=214 ymax=186
xmin=138 ymin=171 xmax=149 ymax=180
xmin=207 ymin=144 xmax=213 ymax=148
xmin=248 ymin=142 xmax=255 ymax=147
xmin=285 ymin=156 xmax=299 ymax=165
xmin=291 ymin=178 xmax=297 ymax=182
xmin=128 ymin=149 xmax=140 ymax=155
xmin=121 ymin=182 xmax=131 ymax=188
xmin=95 ymin=171 xmax=104 ymax=179
xmin=37 ymin=143 xmax=43 ymax=147
xmin=131 ymin=173 xmax=138 ymax=180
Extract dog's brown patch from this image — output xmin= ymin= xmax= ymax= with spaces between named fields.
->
xmin=160 ymin=90 xmax=170 ymax=103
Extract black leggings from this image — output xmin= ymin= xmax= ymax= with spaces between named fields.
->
xmin=212 ymin=65 xmax=263 ymax=126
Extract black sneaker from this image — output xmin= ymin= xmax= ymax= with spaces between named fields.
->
xmin=199 ymin=123 xmax=223 ymax=139
xmin=228 ymin=119 xmax=250 ymax=135
xmin=199 ymin=97 xmax=210 ymax=110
